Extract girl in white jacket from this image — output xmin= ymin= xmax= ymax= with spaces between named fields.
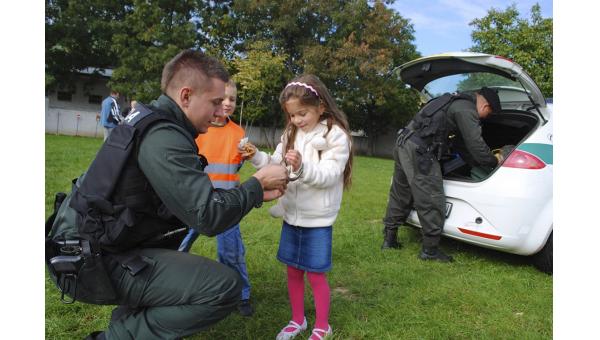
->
xmin=244 ymin=74 xmax=353 ymax=340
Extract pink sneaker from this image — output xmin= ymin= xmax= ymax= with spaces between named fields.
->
xmin=308 ymin=325 xmax=332 ymax=340
xmin=275 ymin=317 xmax=307 ymax=340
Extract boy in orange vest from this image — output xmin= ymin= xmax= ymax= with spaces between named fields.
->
xmin=179 ymin=80 xmax=255 ymax=316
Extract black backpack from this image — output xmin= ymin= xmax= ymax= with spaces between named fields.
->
xmin=106 ymin=97 xmax=122 ymax=124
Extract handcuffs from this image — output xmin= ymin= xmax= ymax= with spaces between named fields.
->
xmin=285 ymin=162 xmax=304 ymax=182
xmin=239 ymin=137 xmax=303 ymax=181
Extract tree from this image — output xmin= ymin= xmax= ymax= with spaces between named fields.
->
xmin=215 ymin=0 xmax=421 ymax=154
xmin=469 ymin=4 xmax=553 ymax=97
xmin=457 ymin=73 xmax=519 ymax=92
xmin=193 ymin=0 xmax=243 ymax=62
xmin=46 ymin=0 xmax=422 ymax=150
xmin=301 ymin=1 xmax=420 ymax=154
xmin=109 ymin=0 xmax=198 ymax=102
xmin=45 ymin=0 xmax=130 ymax=90
xmin=232 ymin=41 xmax=289 ymax=148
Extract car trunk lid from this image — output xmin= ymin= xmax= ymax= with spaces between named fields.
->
xmin=396 ymin=52 xmax=548 ymax=120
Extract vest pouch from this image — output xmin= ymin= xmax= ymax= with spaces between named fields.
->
xmin=79 ymin=209 xmax=105 ymax=242
xmin=73 ymin=253 xmax=118 ymax=305
xmin=47 ymin=240 xmax=117 ymax=305
xmin=79 ymin=206 xmax=136 ymax=251
xmin=415 ymin=117 xmax=435 ymax=138
xmin=102 ymin=208 xmax=136 ymax=250
xmin=419 ymin=123 xmax=438 ymax=138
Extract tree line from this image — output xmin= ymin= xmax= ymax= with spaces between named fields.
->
xmin=46 ymin=0 xmax=552 ymax=152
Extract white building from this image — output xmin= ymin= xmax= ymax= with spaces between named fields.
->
xmin=44 ymin=68 xmax=397 ymax=156
xmin=45 ymin=68 xmax=126 ymax=137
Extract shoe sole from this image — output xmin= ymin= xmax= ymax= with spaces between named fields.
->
xmin=418 ymin=253 xmax=454 ymax=262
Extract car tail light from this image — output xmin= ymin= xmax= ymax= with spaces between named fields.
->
xmin=502 ymin=150 xmax=546 ymax=169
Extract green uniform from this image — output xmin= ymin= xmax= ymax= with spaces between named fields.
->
xmin=383 ymin=94 xmax=497 ymax=248
xmin=49 ymin=94 xmax=264 ymax=339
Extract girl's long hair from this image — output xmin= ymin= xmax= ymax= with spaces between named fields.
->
xmin=279 ymin=74 xmax=353 ymax=189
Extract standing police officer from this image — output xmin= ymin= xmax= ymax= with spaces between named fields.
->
xmin=47 ymin=50 xmax=288 ymax=339
xmin=381 ymin=87 xmax=501 ymax=262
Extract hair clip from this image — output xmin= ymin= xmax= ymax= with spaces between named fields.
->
xmin=285 ymin=81 xmax=319 ymax=97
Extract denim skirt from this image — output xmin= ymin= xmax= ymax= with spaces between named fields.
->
xmin=277 ymin=221 xmax=332 ymax=272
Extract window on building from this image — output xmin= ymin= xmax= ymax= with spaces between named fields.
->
xmin=88 ymin=95 xmax=102 ymax=104
xmin=57 ymin=91 xmax=72 ymax=101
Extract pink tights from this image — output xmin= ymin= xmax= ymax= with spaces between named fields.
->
xmin=286 ymin=265 xmax=330 ymax=331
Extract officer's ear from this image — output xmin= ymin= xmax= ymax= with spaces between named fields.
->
xmin=179 ymin=87 xmax=193 ymax=108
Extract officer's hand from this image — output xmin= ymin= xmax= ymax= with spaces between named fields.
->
xmin=494 ymin=152 xmax=504 ymax=164
xmin=284 ymin=149 xmax=302 ymax=171
xmin=252 ymin=164 xmax=288 ymax=191
xmin=263 ymin=188 xmax=284 ymax=202
xmin=493 ymin=150 xmax=504 ymax=163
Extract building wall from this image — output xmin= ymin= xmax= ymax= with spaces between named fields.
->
xmin=45 ymin=74 xmax=126 ymax=137
xmin=45 ymin=74 xmax=398 ymax=156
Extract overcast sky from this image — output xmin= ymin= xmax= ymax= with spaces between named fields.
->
xmin=389 ymin=0 xmax=553 ymax=56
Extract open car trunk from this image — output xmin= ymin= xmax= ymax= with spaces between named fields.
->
xmin=442 ymin=110 xmax=540 ymax=181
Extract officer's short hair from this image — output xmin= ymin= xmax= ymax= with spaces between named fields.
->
xmin=161 ymin=50 xmax=229 ymax=95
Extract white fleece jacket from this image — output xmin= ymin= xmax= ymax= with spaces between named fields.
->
xmin=250 ymin=121 xmax=350 ymax=227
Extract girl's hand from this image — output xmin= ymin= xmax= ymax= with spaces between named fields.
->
xmin=284 ymin=149 xmax=302 ymax=171
xmin=239 ymin=142 xmax=257 ymax=160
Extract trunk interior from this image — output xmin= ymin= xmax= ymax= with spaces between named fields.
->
xmin=442 ymin=110 xmax=540 ymax=181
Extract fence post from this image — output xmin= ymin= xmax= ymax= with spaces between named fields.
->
xmin=95 ymin=114 xmax=100 ymax=138
xmin=56 ymin=111 xmax=60 ymax=135
xmin=75 ymin=113 xmax=81 ymax=136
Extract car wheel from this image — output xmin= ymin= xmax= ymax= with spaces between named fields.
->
xmin=532 ymin=231 xmax=552 ymax=274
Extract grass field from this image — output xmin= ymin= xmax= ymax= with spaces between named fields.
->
xmin=45 ymin=134 xmax=552 ymax=339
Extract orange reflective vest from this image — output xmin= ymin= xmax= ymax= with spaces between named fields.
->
xmin=195 ymin=119 xmax=245 ymax=189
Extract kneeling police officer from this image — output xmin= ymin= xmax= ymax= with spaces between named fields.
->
xmin=46 ymin=49 xmax=288 ymax=339
xmin=381 ymin=87 xmax=501 ymax=262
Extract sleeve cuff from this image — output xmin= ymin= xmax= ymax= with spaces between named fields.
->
xmin=240 ymin=176 xmax=264 ymax=208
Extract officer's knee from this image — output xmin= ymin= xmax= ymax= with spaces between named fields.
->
xmin=220 ymin=266 xmax=243 ymax=303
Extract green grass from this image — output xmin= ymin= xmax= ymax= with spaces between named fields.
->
xmin=45 ymin=134 xmax=552 ymax=339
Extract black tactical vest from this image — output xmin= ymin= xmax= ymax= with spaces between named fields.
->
xmin=69 ymin=103 xmax=196 ymax=253
xmin=409 ymin=92 xmax=471 ymax=157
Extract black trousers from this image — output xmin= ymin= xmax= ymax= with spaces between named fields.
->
xmin=104 ymin=248 xmax=242 ymax=339
xmin=383 ymin=140 xmax=446 ymax=249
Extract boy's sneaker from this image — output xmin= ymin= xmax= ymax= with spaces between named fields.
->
xmin=309 ymin=325 xmax=332 ymax=340
xmin=275 ymin=317 xmax=307 ymax=340
xmin=238 ymin=299 xmax=254 ymax=317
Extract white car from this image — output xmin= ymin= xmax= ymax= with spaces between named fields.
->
xmin=396 ymin=52 xmax=553 ymax=273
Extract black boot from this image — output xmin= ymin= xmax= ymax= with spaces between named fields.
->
xmin=419 ymin=247 xmax=453 ymax=262
xmin=84 ymin=331 xmax=105 ymax=340
xmin=381 ymin=228 xmax=401 ymax=249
